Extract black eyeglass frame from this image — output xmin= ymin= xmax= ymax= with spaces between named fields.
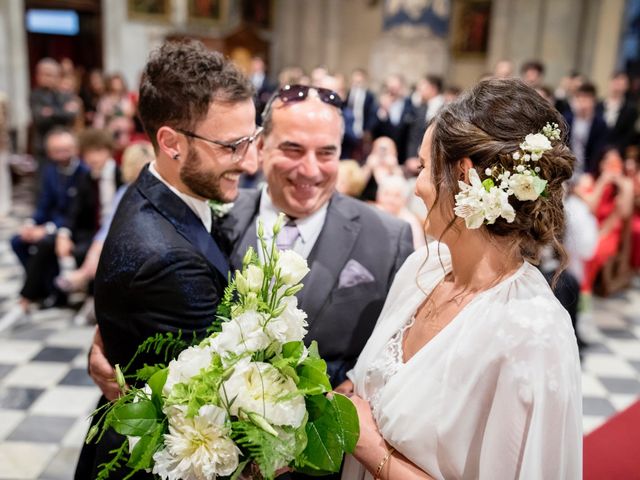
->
xmin=175 ymin=126 xmax=263 ymax=163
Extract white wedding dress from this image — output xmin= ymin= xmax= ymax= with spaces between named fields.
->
xmin=342 ymin=245 xmax=582 ymax=480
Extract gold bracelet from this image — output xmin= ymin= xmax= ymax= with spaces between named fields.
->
xmin=374 ymin=446 xmax=395 ymax=480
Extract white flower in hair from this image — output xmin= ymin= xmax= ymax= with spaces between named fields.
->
xmin=509 ymin=173 xmax=547 ymax=201
xmin=520 ymin=133 xmax=552 ymax=157
xmin=454 ymin=168 xmax=515 ymax=229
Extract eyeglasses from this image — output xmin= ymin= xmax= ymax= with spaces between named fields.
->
xmin=262 ymin=84 xmax=343 ymax=120
xmin=176 ymin=126 xmax=263 ymax=163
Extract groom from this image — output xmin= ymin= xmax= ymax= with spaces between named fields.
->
xmin=74 ymin=40 xmax=259 ymax=479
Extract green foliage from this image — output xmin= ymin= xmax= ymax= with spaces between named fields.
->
xmin=96 ymin=441 xmax=129 ymax=480
xmin=122 ymin=330 xmax=193 ymax=374
xmin=134 ymin=363 xmax=166 ymax=382
xmin=111 ymin=400 xmax=161 ymax=437
xmin=126 ymin=421 xmax=166 ymax=475
xmin=294 ymin=394 xmax=360 ymax=474
xmin=231 ymin=420 xmax=300 ymax=480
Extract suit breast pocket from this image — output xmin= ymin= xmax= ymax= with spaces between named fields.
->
xmin=330 ymin=283 xmax=379 ymax=306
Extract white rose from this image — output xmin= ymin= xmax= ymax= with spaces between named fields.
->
xmin=221 ymin=360 xmax=306 ymax=428
xmin=266 ymin=296 xmax=308 ymax=343
xmin=163 ymin=345 xmax=214 ymax=395
xmin=209 ymin=310 xmax=271 ymax=357
xmin=245 ymin=265 xmax=264 ymax=292
xmin=509 ymin=173 xmax=542 ymax=201
xmin=520 ymin=133 xmax=552 ymax=154
xmin=153 ymin=404 xmax=240 ymax=479
xmin=276 ymin=250 xmax=309 ymax=285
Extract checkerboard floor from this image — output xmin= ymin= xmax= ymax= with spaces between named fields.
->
xmin=0 ymin=182 xmax=639 ymax=479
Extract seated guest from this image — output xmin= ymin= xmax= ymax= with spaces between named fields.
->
xmin=375 ymin=175 xmax=425 ymax=250
xmin=359 ymin=136 xmax=404 ymax=202
xmin=576 ymin=147 xmax=634 ymax=293
xmin=56 ymin=141 xmax=154 ymax=295
xmin=55 ymin=128 xmax=123 ymax=274
xmin=1 ymin=128 xmax=88 ymax=330
xmin=624 ymin=147 xmax=640 ymax=271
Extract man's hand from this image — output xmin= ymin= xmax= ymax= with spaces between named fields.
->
xmin=20 ymin=225 xmax=47 ymax=243
xmin=89 ymin=327 xmax=121 ymax=401
xmin=55 ymin=234 xmax=74 ymax=258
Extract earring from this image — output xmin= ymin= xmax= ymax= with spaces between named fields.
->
xmin=173 ymin=153 xmax=180 ymax=160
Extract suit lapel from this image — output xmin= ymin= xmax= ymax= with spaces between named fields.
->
xmin=299 ymin=194 xmax=361 ymax=329
xmin=136 ymin=167 xmax=230 ymax=278
xmin=219 ymin=189 xmax=262 ymax=271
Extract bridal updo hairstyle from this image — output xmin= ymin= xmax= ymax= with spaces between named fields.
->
xmin=429 ymin=78 xmax=575 ymax=265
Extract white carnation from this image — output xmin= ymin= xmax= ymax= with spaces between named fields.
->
xmin=221 ymin=360 xmax=306 ymax=428
xmin=153 ymin=404 xmax=240 ymax=480
xmin=210 ymin=310 xmax=271 ymax=357
xmin=163 ymin=345 xmax=214 ymax=395
xmin=265 ymin=296 xmax=308 ymax=343
xmin=276 ymin=250 xmax=309 ymax=285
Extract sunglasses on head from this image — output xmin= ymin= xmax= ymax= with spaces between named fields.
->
xmin=262 ymin=84 xmax=343 ymax=120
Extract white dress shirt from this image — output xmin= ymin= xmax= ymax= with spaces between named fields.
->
xmin=149 ymin=162 xmax=213 ymax=232
xmin=257 ymin=186 xmax=328 ymax=260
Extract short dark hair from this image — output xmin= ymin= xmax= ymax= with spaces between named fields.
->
xmin=424 ymin=74 xmax=443 ymax=93
xmin=78 ymin=128 xmax=114 ymax=154
xmin=576 ymin=82 xmax=597 ymax=97
xmin=137 ymin=40 xmax=254 ymax=149
xmin=520 ymin=60 xmax=545 ymax=76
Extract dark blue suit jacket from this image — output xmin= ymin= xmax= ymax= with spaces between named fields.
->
xmin=32 ymin=160 xmax=89 ymax=226
xmin=563 ymin=111 xmax=610 ymax=175
xmin=76 ymin=165 xmax=230 ymax=480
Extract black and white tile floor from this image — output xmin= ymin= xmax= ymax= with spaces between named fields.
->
xmin=0 ymin=183 xmax=638 ymax=479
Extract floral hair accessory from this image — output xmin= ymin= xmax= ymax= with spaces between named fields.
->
xmin=454 ymin=122 xmax=561 ymax=229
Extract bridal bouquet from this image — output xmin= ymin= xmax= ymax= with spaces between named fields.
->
xmin=87 ymin=215 xmax=359 ymax=479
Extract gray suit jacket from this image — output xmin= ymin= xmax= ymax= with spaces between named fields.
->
xmin=218 ymin=189 xmax=414 ymax=385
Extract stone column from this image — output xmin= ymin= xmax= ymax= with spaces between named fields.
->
xmin=0 ymin=0 xmax=29 ymax=151
xmin=589 ymin=0 xmax=625 ymax=93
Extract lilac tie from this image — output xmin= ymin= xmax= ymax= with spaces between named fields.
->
xmin=276 ymin=220 xmax=300 ymax=251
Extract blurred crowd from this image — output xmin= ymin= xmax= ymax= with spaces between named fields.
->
xmin=1 ymin=54 xmax=639 ymax=351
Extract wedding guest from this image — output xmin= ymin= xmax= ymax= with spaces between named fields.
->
xmin=564 ymin=82 xmax=609 ymax=176
xmin=1 ymin=128 xmax=88 ymax=331
xmin=29 ymin=58 xmax=80 ymax=172
xmin=520 ymin=59 xmax=545 ymax=88
xmin=220 ymin=84 xmax=414 ymax=391
xmin=80 ymin=69 xmax=105 ymax=126
xmin=346 ymin=68 xmax=378 ymax=161
xmin=342 ymin=78 xmax=582 ymax=479
xmin=360 ymin=136 xmax=404 ymax=202
xmin=336 ymin=160 xmax=367 ymax=198
xmin=372 ymin=74 xmax=414 ymax=164
xmin=75 ymin=40 xmax=259 ymax=480
xmin=92 ymin=72 xmax=135 ymax=128
xmin=554 ymin=71 xmax=585 ymax=115
xmin=600 ymin=71 xmax=638 ymax=153
xmin=376 ymin=175 xmax=425 ymax=250
xmin=493 ymin=59 xmax=514 ymax=78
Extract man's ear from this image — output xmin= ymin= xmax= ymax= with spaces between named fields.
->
xmin=458 ymin=157 xmax=474 ymax=182
xmin=156 ymin=127 xmax=182 ymax=160
xmin=256 ymin=135 xmax=266 ymax=166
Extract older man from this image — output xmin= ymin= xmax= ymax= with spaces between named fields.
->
xmin=75 ymin=40 xmax=259 ymax=479
xmin=220 ymin=85 xmax=414 ymax=388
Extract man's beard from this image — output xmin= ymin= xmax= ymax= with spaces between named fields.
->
xmin=180 ymin=148 xmax=238 ymax=203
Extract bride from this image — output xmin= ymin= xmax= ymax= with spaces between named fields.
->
xmin=339 ymin=78 xmax=582 ymax=479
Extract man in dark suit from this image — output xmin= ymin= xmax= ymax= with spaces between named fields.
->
xmin=0 ymin=127 xmax=88 ymax=332
xmin=600 ymin=71 xmax=638 ymax=153
xmin=219 ymin=85 xmax=414 ymax=390
xmin=564 ymin=83 xmax=609 ymax=176
xmin=74 ymin=40 xmax=259 ymax=480
xmin=346 ymin=68 xmax=378 ymax=161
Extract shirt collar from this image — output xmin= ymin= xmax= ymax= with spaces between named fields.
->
xmin=148 ymin=161 xmax=212 ymax=232
xmin=58 ymin=157 xmax=81 ymax=175
xmin=258 ymin=186 xmax=329 ymax=245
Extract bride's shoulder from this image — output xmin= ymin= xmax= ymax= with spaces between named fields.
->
xmin=397 ymin=241 xmax=451 ymax=278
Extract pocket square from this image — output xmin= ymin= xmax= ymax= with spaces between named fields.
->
xmin=338 ymin=259 xmax=375 ymax=289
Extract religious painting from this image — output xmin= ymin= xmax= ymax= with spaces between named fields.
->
xmin=383 ymin=0 xmax=451 ymax=37
xmin=127 ymin=0 xmax=171 ymax=22
xmin=451 ymin=0 xmax=492 ymax=57
xmin=187 ymin=0 xmax=238 ymax=26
